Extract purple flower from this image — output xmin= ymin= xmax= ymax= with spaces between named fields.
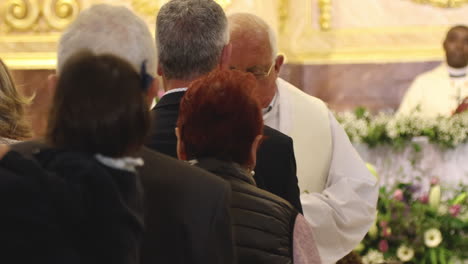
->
xmin=449 ymin=204 xmax=461 ymax=217
xmin=393 ymin=189 xmax=404 ymax=201
xmin=419 ymin=194 xmax=429 ymax=204
xmin=379 ymin=240 xmax=389 ymax=252
xmin=408 ymin=184 xmax=421 ymax=193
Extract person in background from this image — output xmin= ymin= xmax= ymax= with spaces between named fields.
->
xmin=10 ymin=4 xmax=235 ymax=264
xmin=228 ymin=13 xmax=378 ymax=264
xmin=0 ymin=51 xmax=150 ymax=264
xmin=148 ymin=0 xmax=302 ymax=213
xmin=0 ymin=59 xmax=32 ymax=143
xmin=397 ymin=25 xmax=468 ymax=117
xmin=176 ymin=69 xmax=321 ymax=264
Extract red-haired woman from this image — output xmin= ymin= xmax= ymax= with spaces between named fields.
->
xmin=176 ymin=69 xmax=321 ymax=264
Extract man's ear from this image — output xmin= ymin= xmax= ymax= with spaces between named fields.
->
xmin=0 ymin=144 xmax=10 ymax=160
xmin=219 ymin=43 xmax=232 ymax=70
xmin=175 ymin=127 xmax=187 ymax=161
xmin=47 ymin=74 xmax=58 ymax=94
xmin=274 ymin=55 xmax=284 ymax=74
xmin=157 ymin=63 xmax=164 ymax=77
xmin=146 ymin=78 xmax=159 ymax=109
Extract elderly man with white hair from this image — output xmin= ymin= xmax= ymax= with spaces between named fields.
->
xmin=228 ymin=13 xmax=379 ymax=264
xmin=12 ymin=4 xmax=235 ymax=264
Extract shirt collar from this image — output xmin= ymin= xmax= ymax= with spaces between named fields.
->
xmin=447 ymin=65 xmax=467 ymax=78
xmin=262 ymin=92 xmax=278 ymax=115
xmin=161 ymin=87 xmax=188 ymax=99
xmin=94 ymin=154 xmax=144 ymax=173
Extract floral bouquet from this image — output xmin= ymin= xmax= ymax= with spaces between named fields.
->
xmin=358 ymin=178 xmax=467 ymax=264
xmin=335 ymin=107 xmax=468 ymax=149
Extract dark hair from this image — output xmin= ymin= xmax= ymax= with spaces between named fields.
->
xmin=177 ymin=69 xmax=263 ymax=166
xmin=46 ymin=50 xmax=150 ymax=157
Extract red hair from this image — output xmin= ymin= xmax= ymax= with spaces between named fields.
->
xmin=177 ymin=69 xmax=264 ymax=166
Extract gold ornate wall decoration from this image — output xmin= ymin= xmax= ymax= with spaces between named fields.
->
xmin=1 ymin=0 xmax=80 ymax=32
xmin=410 ymin=0 xmax=468 ymax=8
xmin=318 ymin=0 xmax=331 ymax=31
xmin=131 ymin=0 xmax=160 ymax=17
xmin=215 ymin=0 xmax=232 ymax=9
xmin=42 ymin=0 xmax=80 ymax=30
xmin=278 ymin=0 xmax=289 ymax=32
xmin=2 ymin=0 xmax=41 ymax=31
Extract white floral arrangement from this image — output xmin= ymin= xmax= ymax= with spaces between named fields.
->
xmin=335 ymin=108 xmax=468 ymax=149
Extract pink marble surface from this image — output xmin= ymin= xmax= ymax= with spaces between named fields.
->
xmin=280 ymin=61 xmax=441 ymax=112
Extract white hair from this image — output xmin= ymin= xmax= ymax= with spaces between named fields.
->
xmin=228 ymin=13 xmax=278 ymax=60
xmin=57 ymin=4 xmax=157 ymax=75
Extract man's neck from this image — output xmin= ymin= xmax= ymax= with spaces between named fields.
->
xmin=163 ymin=79 xmax=193 ymax=91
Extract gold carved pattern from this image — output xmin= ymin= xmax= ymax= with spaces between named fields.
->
xmin=278 ymin=0 xmax=289 ymax=32
xmin=131 ymin=0 xmax=161 ymax=17
xmin=1 ymin=0 xmax=80 ymax=31
xmin=410 ymin=0 xmax=468 ymax=8
xmin=215 ymin=0 xmax=232 ymax=9
xmin=42 ymin=0 xmax=80 ymax=30
xmin=3 ymin=0 xmax=41 ymax=30
xmin=318 ymin=0 xmax=331 ymax=31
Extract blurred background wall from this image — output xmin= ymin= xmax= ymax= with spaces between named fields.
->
xmin=1 ymin=0 xmax=468 ymax=134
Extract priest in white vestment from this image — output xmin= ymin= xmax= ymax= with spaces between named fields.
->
xmin=397 ymin=25 xmax=468 ymax=117
xmin=228 ymin=13 xmax=379 ymax=264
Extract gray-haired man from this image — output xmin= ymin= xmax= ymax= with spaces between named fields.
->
xmin=11 ymin=4 xmax=235 ymax=264
xmin=148 ymin=0 xmax=303 ymax=214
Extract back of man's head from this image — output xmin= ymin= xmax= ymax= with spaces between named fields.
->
xmin=57 ymin=4 xmax=157 ymax=75
xmin=156 ymin=0 xmax=229 ymax=81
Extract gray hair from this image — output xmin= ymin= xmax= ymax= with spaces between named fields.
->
xmin=156 ymin=0 xmax=229 ymax=80
xmin=57 ymin=4 xmax=157 ymax=75
xmin=228 ymin=13 xmax=277 ymax=61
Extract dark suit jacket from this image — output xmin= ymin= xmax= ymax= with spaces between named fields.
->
xmin=0 ymin=149 xmax=144 ymax=264
xmin=147 ymin=91 xmax=302 ymax=213
xmin=11 ymin=141 xmax=235 ymax=264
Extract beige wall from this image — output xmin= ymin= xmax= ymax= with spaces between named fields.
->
xmin=3 ymin=0 xmax=468 ymax=137
xmin=3 ymin=0 xmax=467 ymax=68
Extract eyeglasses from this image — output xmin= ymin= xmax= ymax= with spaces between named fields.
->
xmin=230 ymin=62 xmax=275 ymax=80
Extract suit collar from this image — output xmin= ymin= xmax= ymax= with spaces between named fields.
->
xmin=154 ymin=90 xmax=186 ymax=109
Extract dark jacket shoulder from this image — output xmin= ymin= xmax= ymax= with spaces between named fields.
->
xmin=255 ymin=126 xmax=302 ymax=213
xmin=195 ymin=158 xmax=297 ymax=264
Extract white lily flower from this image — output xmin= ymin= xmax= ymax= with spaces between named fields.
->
xmin=424 ymin=228 xmax=443 ymax=248
xmin=362 ymin=249 xmax=385 ymax=264
xmin=397 ymin=245 xmax=414 ymax=262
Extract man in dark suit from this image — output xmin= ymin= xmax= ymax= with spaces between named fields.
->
xmin=147 ymin=0 xmax=302 ymax=212
xmin=10 ymin=4 xmax=235 ymax=264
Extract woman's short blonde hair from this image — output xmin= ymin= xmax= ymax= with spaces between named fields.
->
xmin=0 ymin=59 xmax=32 ymax=140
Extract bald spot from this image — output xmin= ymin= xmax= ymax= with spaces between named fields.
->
xmin=228 ymin=16 xmax=273 ymax=69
